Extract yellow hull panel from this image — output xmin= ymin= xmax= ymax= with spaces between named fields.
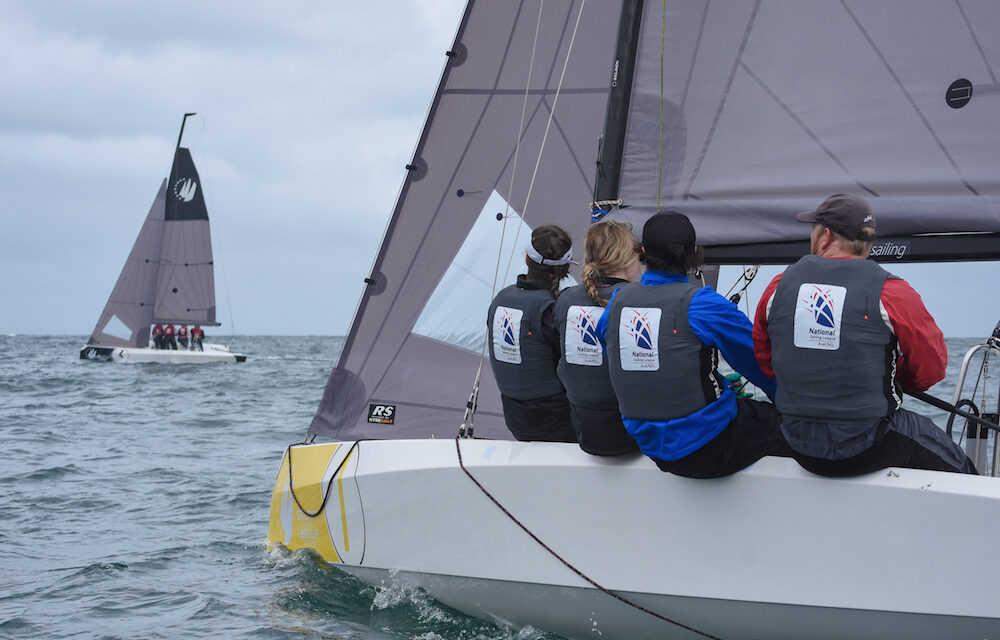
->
xmin=267 ymin=443 xmax=364 ymax=564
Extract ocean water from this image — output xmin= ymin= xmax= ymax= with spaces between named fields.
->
xmin=0 ymin=334 xmax=995 ymax=640
xmin=0 ymin=335 xmax=559 ymax=640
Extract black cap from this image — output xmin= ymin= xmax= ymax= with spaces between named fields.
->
xmin=642 ymin=211 xmax=696 ymax=259
xmin=796 ymin=194 xmax=876 ymax=241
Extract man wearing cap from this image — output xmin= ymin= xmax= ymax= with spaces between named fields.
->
xmin=753 ymin=194 xmax=975 ymax=475
xmin=595 ymin=211 xmax=789 ymax=478
xmin=488 ymin=224 xmax=576 ymax=442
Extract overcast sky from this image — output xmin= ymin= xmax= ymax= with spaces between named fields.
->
xmin=2 ymin=1 xmax=998 ymax=339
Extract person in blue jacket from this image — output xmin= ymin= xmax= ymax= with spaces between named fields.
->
xmin=596 ymin=211 xmax=790 ymax=477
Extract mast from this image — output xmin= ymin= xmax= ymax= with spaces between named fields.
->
xmin=170 ymin=112 xmax=197 ymax=183
xmin=592 ymin=0 xmax=643 ymax=214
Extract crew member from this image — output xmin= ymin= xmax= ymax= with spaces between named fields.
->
xmin=753 ymin=193 xmax=975 ymax=476
xmin=488 ymin=224 xmax=575 ymax=442
xmin=192 ymin=325 xmax=205 ymax=351
xmin=152 ymin=324 xmax=164 ymax=349
xmin=597 ymin=211 xmax=789 ymax=478
xmin=553 ymin=220 xmax=641 ymax=455
xmin=163 ymin=324 xmax=177 ymax=350
xmin=178 ymin=325 xmax=189 ymax=349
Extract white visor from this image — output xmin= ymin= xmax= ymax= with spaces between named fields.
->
xmin=526 ymin=244 xmax=576 ymax=266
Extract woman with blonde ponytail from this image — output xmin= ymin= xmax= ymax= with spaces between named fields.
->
xmin=487 ymin=224 xmax=575 ymax=442
xmin=552 ymin=220 xmax=642 ymax=455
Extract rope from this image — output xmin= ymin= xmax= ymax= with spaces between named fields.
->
xmin=656 ymin=0 xmax=666 ymax=210
xmin=723 ymin=264 xmax=760 ymax=304
xmin=467 ymin=1 xmax=590 ymax=439
xmin=454 ymin=438 xmax=724 ymax=640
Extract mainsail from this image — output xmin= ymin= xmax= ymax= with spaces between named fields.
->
xmin=604 ymin=0 xmax=1000 ymax=263
xmin=87 ymin=119 xmax=221 ymax=349
xmin=311 ymin=0 xmax=1000 ymax=441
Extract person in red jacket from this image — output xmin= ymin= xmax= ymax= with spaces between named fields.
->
xmin=163 ymin=324 xmax=177 ymax=350
xmin=753 ymin=194 xmax=975 ymax=476
xmin=177 ymin=325 xmax=189 ymax=350
xmin=151 ymin=324 xmax=164 ymax=349
xmin=191 ymin=325 xmax=205 ymax=351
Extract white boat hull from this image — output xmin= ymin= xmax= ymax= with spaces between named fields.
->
xmin=268 ymin=439 xmax=1000 ymax=640
xmin=80 ymin=343 xmax=246 ymax=363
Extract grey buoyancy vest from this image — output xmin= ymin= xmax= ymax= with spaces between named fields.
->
xmin=553 ymin=283 xmax=619 ymax=409
xmin=769 ymin=255 xmax=899 ymax=423
xmin=488 ymin=283 xmax=565 ymax=400
xmin=606 ymin=281 xmax=721 ymax=420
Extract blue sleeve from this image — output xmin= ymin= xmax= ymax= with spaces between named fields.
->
xmin=687 ymin=287 xmax=777 ymax=399
xmin=595 ymin=289 xmax=618 ymax=351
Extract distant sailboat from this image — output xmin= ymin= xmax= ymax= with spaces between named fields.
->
xmin=269 ymin=3 xmax=1000 ymax=638
xmin=80 ymin=114 xmax=246 ymax=364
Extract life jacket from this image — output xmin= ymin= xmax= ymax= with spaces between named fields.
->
xmin=552 ymin=283 xmax=619 ymax=410
xmin=553 ymin=282 xmax=638 ymax=455
xmin=152 ymin=324 xmax=163 ymax=336
xmin=606 ymin=281 xmax=721 ymax=421
xmin=768 ymin=255 xmax=899 ymax=424
xmin=179 ymin=326 xmax=188 ymax=337
xmin=164 ymin=325 xmax=175 ymax=337
xmin=488 ymin=283 xmax=565 ymax=401
xmin=192 ymin=327 xmax=204 ymax=339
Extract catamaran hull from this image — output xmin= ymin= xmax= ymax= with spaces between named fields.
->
xmin=268 ymin=439 xmax=1000 ymax=640
xmin=79 ymin=343 xmax=246 ymax=363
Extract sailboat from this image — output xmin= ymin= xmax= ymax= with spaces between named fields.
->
xmin=268 ymin=2 xmax=1000 ymax=638
xmin=80 ymin=114 xmax=246 ymax=364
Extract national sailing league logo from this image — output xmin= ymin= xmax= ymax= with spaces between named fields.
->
xmin=627 ymin=311 xmax=654 ymax=350
xmin=492 ymin=306 xmax=523 ymax=364
xmin=499 ymin=309 xmax=516 ymax=346
xmin=173 ymin=178 xmax=198 ymax=202
xmin=619 ymin=307 xmax=660 ymax=371
xmin=793 ymin=283 xmax=847 ymax=351
xmin=803 ymin=287 xmax=837 ymax=328
xmin=566 ymin=305 xmax=602 ymax=367
xmin=574 ymin=309 xmax=600 ymax=346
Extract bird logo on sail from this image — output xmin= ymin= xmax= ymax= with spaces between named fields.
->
xmin=173 ymin=178 xmax=198 ymax=202
xmin=802 ymin=286 xmax=837 ymax=328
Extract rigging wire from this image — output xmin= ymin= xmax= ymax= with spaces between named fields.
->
xmin=463 ymin=0 xmax=589 ymax=437
xmin=461 ymin=0 xmax=546 ymax=439
xmin=192 ymin=115 xmax=238 ymax=336
xmin=723 ymin=264 xmax=760 ymax=305
xmin=656 ymin=0 xmax=666 ymax=210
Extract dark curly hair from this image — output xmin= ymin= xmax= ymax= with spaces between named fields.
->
xmin=526 ymin=224 xmax=572 ymax=297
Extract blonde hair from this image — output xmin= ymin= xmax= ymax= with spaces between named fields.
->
xmin=582 ymin=220 xmax=640 ymax=306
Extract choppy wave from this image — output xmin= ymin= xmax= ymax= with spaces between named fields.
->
xmin=0 ymin=335 xmax=571 ymax=639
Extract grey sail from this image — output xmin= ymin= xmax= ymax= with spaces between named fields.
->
xmin=310 ymin=0 xmax=1000 ymax=441
xmin=310 ymin=1 xmax=625 ymax=440
xmin=605 ymin=0 xmax=1000 ymax=263
xmin=153 ymin=147 xmax=219 ymax=326
xmin=86 ymin=181 xmax=167 ymax=348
